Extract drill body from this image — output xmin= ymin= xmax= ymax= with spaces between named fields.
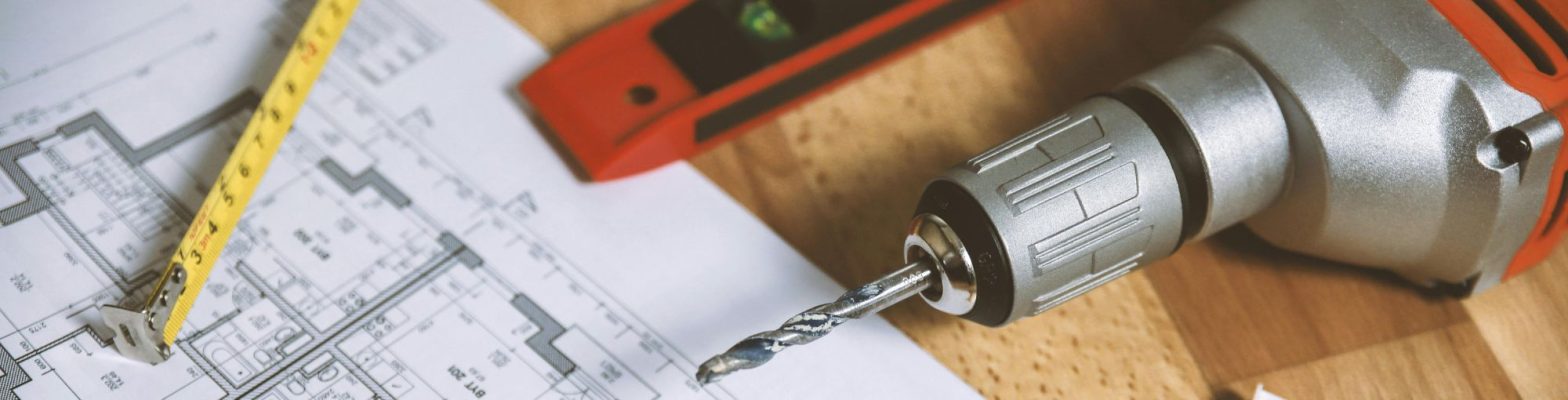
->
xmin=908 ymin=0 xmax=1568 ymax=326
xmin=696 ymin=0 xmax=1568 ymax=380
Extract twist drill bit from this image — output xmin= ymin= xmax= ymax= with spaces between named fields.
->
xmin=695 ymin=259 xmax=936 ymax=384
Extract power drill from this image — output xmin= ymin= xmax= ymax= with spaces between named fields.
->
xmin=696 ymin=0 xmax=1568 ymax=383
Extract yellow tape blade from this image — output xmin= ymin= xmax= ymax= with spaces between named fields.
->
xmin=151 ymin=0 xmax=360 ymax=345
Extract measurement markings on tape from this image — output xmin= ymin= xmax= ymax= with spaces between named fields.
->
xmin=99 ymin=0 xmax=361 ymax=365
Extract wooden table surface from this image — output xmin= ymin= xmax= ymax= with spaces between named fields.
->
xmin=495 ymin=1 xmax=1568 ymax=398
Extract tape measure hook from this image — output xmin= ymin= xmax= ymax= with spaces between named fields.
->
xmin=101 ymin=264 xmax=189 ymax=365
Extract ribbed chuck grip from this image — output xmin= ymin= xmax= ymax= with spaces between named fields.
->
xmin=914 ymin=97 xmax=1186 ymax=326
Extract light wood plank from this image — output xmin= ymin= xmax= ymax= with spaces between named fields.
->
xmin=1146 ymin=230 xmax=1471 ymax=384
xmin=1223 ymin=322 xmax=1517 ymax=399
xmin=1466 ymin=247 xmax=1568 ymax=399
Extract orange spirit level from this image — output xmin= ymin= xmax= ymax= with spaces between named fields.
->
xmin=521 ymin=0 xmax=1014 ymax=181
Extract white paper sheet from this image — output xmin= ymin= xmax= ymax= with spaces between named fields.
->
xmin=0 ymin=0 xmax=978 ymax=398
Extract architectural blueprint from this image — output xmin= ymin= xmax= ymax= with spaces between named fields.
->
xmin=0 ymin=0 xmax=978 ymax=399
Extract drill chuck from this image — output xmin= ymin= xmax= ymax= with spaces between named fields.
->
xmin=907 ymin=45 xmax=1288 ymax=325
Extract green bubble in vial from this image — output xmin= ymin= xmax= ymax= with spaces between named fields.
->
xmin=739 ymin=0 xmax=796 ymax=42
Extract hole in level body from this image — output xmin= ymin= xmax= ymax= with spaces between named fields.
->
xmin=627 ymin=85 xmax=658 ymax=105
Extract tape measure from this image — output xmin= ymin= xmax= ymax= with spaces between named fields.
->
xmin=99 ymin=0 xmax=359 ymax=365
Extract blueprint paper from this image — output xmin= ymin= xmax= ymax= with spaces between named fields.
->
xmin=0 ymin=0 xmax=979 ymax=398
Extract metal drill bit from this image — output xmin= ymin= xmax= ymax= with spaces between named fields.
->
xmin=695 ymin=259 xmax=936 ymax=384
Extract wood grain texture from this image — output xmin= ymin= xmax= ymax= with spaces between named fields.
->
xmin=1467 ymin=249 xmax=1568 ymax=399
xmin=497 ymin=0 xmax=1568 ymax=398
xmin=1220 ymin=322 xmax=1518 ymax=399
xmin=1147 ymin=230 xmax=1471 ymax=384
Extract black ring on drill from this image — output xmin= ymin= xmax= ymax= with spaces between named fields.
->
xmin=1110 ymin=88 xmax=1209 ymax=248
xmin=915 ymin=180 xmax=1013 ymax=327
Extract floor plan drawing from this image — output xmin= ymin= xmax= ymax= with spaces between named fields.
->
xmin=0 ymin=55 xmax=718 ymax=400
xmin=0 ymin=2 xmax=719 ymax=398
xmin=0 ymin=0 xmax=979 ymax=399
